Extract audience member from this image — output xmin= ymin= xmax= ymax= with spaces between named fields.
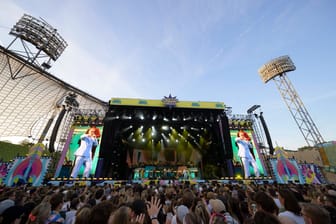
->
xmin=278 ymin=189 xmax=304 ymax=224
xmin=26 ymin=202 xmax=51 ymax=224
xmin=300 ymin=202 xmax=330 ymax=224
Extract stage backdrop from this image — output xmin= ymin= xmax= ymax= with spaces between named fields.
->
xmin=65 ymin=126 xmax=103 ymax=177
xmin=230 ymin=130 xmax=265 ymax=177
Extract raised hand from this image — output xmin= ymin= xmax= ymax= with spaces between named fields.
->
xmin=146 ymin=196 xmax=162 ymax=219
xmin=132 ymin=213 xmax=145 ymax=224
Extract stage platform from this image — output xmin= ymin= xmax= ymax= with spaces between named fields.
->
xmin=47 ymin=176 xmax=275 ymax=186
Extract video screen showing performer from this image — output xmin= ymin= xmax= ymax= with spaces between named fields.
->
xmin=66 ymin=126 xmax=102 ymax=178
xmin=231 ymin=129 xmax=264 ymax=178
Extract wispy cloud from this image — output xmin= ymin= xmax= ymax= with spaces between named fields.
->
xmin=305 ymin=90 xmax=336 ymax=104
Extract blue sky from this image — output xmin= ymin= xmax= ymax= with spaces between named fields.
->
xmin=0 ymin=0 xmax=335 ymax=150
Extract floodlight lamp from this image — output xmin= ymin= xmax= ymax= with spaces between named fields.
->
xmin=10 ymin=14 xmax=68 ymax=61
xmin=258 ymin=55 xmax=296 ymax=83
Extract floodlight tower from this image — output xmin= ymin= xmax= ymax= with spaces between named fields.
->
xmin=5 ymin=14 xmax=68 ymax=79
xmin=258 ymin=55 xmax=329 ymax=165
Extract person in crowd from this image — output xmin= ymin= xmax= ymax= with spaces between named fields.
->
xmin=26 ymin=202 xmax=51 ymax=224
xmin=74 ymin=205 xmax=91 ymax=224
xmin=322 ymin=190 xmax=336 ymax=222
xmin=268 ymin=188 xmax=282 ymax=209
xmin=194 ymin=200 xmax=210 ymax=224
xmin=89 ymin=200 xmax=115 ymax=224
xmin=0 ymin=190 xmax=15 ymax=215
xmin=226 ymin=195 xmax=243 ymax=223
xmin=70 ymin=127 xmax=98 ymax=178
xmin=108 ymin=206 xmax=134 ymax=224
xmin=0 ymin=205 xmax=25 ymax=224
xmin=130 ymin=198 xmax=151 ymax=223
xmin=253 ymin=210 xmax=281 ymax=224
xmin=20 ymin=201 xmax=37 ymax=224
xmin=300 ymin=203 xmax=330 ymax=224
xmin=173 ymin=205 xmax=189 ymax=224
xmin=183 ymin=212 xmax=202 ymax=224
xmin=235 ymin=130 xmax=259 ymax=179
xmin=254 ymin=191 xmax=279 ymax=215
xmin=64 ymin=198 xmax=79 ymax=224
xmin=61 ymin=190 xmax=74 ymax=212
xmin=48 ymin=192 xmax=65 ymax=224
xmin=278 ymin=189 xmax=304 ymax=224
xmin=94 ymin=188 xmax=105 ymax=204
xmin=209 ymin=199 xmax=238 ymax=224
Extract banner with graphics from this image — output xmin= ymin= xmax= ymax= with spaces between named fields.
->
xmin=0 ymin=162 xmax=11 ymax=184
xmin=269 ymin=158 xmax=305 ymax=184
xmin=3 ymin=143 xmax=51 ymax=186
xmin=299 ymin=163 xmax=326 ymax=184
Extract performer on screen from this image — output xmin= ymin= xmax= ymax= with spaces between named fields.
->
xmin=235 ymin=130 xmax=260 ymax=178
xmin=70 ymin=127 xmax=99 ymax=178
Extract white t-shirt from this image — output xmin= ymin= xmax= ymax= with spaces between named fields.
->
xmin=273 ymin=198 xmax=282 ymax=208
xmin=279 ymin=211 xmax=305 ymax=224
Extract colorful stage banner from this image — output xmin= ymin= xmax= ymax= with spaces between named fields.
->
xmin=299 ymin=163 xmax=327 ymax=184
xmin=0 ymin=162 xmax=11 ymax=184
xmin=4 ymin=157 xmax=51 ymax=186
xmin=269 ymin=157 xmax=305 ymax=184
xmin=3 ymin=143 xmax=51 ymax=186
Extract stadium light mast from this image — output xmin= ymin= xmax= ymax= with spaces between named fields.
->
xmin=5 ymin=14 xmax=68 ymax=79
xmin=258 ymin=55 xmax=329 ymax=165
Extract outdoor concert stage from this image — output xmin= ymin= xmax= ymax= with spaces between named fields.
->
xmin=54 ymin=97 xmax=266 ymax=182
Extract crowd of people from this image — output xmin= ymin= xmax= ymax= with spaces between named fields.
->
xmin=0 ymin=181 xmax=335 ymax=224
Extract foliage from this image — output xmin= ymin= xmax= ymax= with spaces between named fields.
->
xmin=0 ymin=141 xmax=29 ymax=162
xmin=0 ymin=141 xmax=53 ymax=162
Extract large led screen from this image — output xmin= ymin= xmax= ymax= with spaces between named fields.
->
xmin=230 ymin=129 xmax=265 ymax=177
xmin=65 ymin=126 xmax=103 ymax=177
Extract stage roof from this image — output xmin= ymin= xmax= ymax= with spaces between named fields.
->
xmin=110 ymin=97 xmax=226 ymax=110
xmin=0 ymin=45 xmax=108 ymax=144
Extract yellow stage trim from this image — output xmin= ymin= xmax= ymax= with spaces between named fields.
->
xmin=109 ymin=98 xmax=225 ymax=110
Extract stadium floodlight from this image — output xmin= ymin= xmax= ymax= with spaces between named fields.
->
xmin=258 ymin=55 xmax=328 ymax=164
xmin=9 ymin=14 xmax=68 ymax=61
xmin=258 ymin=55 xmax=296 ymax=83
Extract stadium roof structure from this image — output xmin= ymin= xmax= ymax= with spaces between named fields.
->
xmin=0 ymin=45 xmax=108 ymax=149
